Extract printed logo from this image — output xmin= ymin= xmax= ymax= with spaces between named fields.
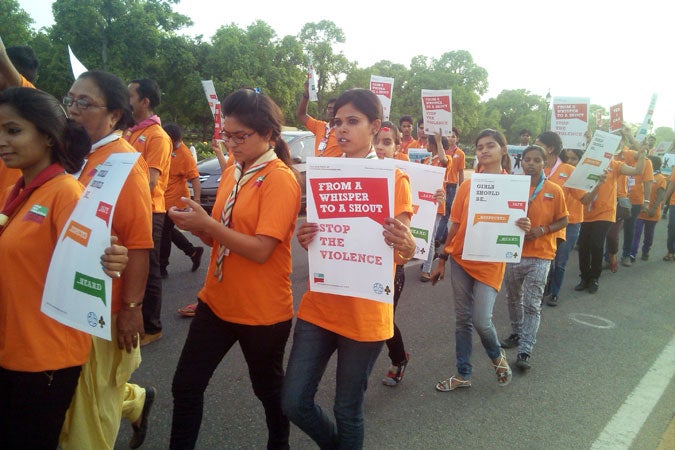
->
xmin=313 ymin=273 xmax=324 ymax=283
xmin=507 ymin=201 xmax=526 ymax=212
xmin=96 ymin=202 xmax=113 ymax=226
xmin=473 ymin=213 xmax=509 ymax=226
xmin=87 ymin=312 xmax=98 ymax=327
xmin=373 ymin=282 xmax=384 ymax=295
xmin=23 ymin=204 xmax=49 ymax=224
xmin=73 ymin=272 xmax=106 ymax=306
xmin=253 ymin=175 xmax=266 ymax=187
xmin=497 ymin=235 xmax=521 ymax=247
xmin=410 ymin=227 xmax=429 ymax=242
xmin=64 ymin=221 xmax=92 ymax=247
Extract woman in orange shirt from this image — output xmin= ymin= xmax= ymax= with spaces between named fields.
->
xmin=500 ymin=145 xmax=568 ymax=369
xmin=631 ymin=156 xmax=667 ymax=260
xmin=0 ymin=87 xmax=127 ymax=449
xmin=431 ymin=129 xmax=529 ymax=391
xmin=168 ymin=89 xmax=300 ymax=449
xmin=282 ymin=89 xmax=415 ymax=449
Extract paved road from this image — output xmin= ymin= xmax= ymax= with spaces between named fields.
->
xmin=115 ymin=216 xmax=675 ymax=449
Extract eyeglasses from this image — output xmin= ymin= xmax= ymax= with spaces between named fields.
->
xmin=220 ymin=130 xmax=256 ymax=144
xmin=63 ymin=96 xmax=107 ymax=110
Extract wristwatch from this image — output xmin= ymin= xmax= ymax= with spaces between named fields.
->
xmin=438 ymin=253 xmax=449 ymax=261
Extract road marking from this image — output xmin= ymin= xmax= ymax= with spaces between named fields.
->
xmin=568 ymin=313 xmax=616 ymax=329
xmin=591 ymin=334 xmax=675 ymax=449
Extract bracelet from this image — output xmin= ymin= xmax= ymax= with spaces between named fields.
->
xmin=122 ymin=301 xmax=143 ymax=310
xmin=438 ymin=253 xmax=449 ymax=261
xmin=397 ymin=250 xmax=414 ymax=262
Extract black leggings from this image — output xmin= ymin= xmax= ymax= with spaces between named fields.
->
xmin=385 ymin=265 xmax=407 ymax=365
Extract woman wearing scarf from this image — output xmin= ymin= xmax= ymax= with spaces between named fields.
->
xmin=168 ymin=89 xmax=300 ymax=449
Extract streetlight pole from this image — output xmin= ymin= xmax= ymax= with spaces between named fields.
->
xmin=544 ymin=90 xmax=551 ymax=132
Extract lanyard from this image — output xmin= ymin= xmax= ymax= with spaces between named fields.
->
xmin=529 ymin=172 xmax=545 ymax=202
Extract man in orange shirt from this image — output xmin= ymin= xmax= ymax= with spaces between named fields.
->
xmin=664 ymin=169 xmax=675 ymax=261
xmin=125 ymin=78 xmax=172 ymax=345
xmin=621 ymin=148 xmax=654 ymax=266
xmin=399 ymin=115 xmax=416 ymax=154
xmin=296 ymin=81 xmax=341 ymax=157
xmin=434 ymin=127 xmax=465 ymax=247
xmin=415 ymin=118 xmax=428 ymax=149
xmin=160 ymin=123 xmax=204 ymax=279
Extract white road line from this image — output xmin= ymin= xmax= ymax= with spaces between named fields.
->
xmin=591 ymin=334 xmax=675 ymax=449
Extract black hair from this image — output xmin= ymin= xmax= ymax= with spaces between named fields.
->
xmin=648 ymin=155 xmax=662 ymax=172
xmin=163 ymin=123 xmax=183 ymax=144
xmin=220 ymin=88 xmax=293 ymax=168
xmin=129 ymin=78 xmax=161 ymax=110
xmin=523 ymin=145 xmax=547 ymax=160
xmin=536 ymin=131 xmax=563 ymax=156
xmin=562 ymin=148 xmax=584 ymax=165
xmin=0 ymin=87 xmax=90 ymax=173
xmin=399 ymin=115 xmax=413 ymax=126
xmin=475 ymin=129 xmax=511 ymax=173
xmin=451 ymin=126 xmax=460 ymax=140
xmin=519 ymin=128 xmax=531 ymax=136
xmin=334 ymin=89 xmax=382 ymax=123
xmin=376 ymin=120 xmax=401 ymax=146
xmin=78 ymin=71 xmax=134 ymax=131
xmin=6 ymin=46 xmax=38 ymax=83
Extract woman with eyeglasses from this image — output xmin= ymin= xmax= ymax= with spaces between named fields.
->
xmin=59 ymin=70 xmax=155 ymax=450
xmin=499 ymin=145 xmax=568 ymax=370
xmin=0 ymin=87 xmax=128 ymax=449
xmin=431 ymin=129 xmax=527 ymax=392
xmin=167 ymin=88 xmax=300 ymax=450
xmin=282 ymin=89 xmax=416 ymax=449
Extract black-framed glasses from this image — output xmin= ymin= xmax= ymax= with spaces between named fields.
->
xmin=63 ymin=96 xmax=107 ymax=110
xmin=220 ymin=130 xmax=256 ymax=144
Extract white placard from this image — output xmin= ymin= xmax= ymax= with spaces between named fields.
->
xmin=308 ymin=60 xmax=319 ymax=102
xmin=306 ymin=157 xmax=395 ymax=303
xmin=393 ymin=160 xmax=445 ymax=260
xmin=551 ymin=96 xmax=590 ymax=149
xmin=563 ymin=130 xmax=622 ymax=191
xmin=407 ymin=148 xmax=432 ymax=163
xmin=421 ymin=89 xmax=452 ymax=136
xmin=462 ymin=173 xmax=530 ymax=263
xmin=201 ymin=80 xmax=219 ymax=118
xmin=634 ymin=93 xmax=658 ymax=144
xmin=41 ymin=153 xmax=140 ymax=340
xmin=370 ymin=75 xmax=394 ymax=122
xmin=68 ymin=45 xmax=88 ymax=79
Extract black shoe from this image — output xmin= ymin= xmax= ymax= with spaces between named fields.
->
xmin=160 ymin=267 xmax=168 ymax=279
xmin=129 ymin=386 xmax=156 ymax=449
xmin=500 ymin=334 xmax=520 ymax=349
xmin=546 ymin=295 xmax=559 ymax=307
xmin=588 ymin=278 xmax=599 ymax=294
xmin=190 ymin=247 xmax=204 ymax=272
xmin=574 ymin=280 xmax=588 ymax=291
xmin=515 ymin=353 xmax=531 ymax=370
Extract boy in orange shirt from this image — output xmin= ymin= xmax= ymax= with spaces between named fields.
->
xmin=296 ymin=81 xmax=341 ymax=157
xmin=631 ymin=156 xmax=667 ymax=260
xmin=434 ymin=127 xmax=465 ymax=248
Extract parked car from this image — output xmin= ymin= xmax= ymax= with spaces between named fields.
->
xmin=193 ymin=130 xmax=315 ymax=214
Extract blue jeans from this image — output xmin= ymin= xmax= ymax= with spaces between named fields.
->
xmin=631 ymin=218 xmax=657 ymax=257
xmin=669 ymin=207 xmax=675 ymax=254
xmin=549 ymin=223 xmax=581 ymax=296
xmin=622 ymin=204 xmax=642 ymax=258
xmin=281 ymin=319 xmax=383 ymax=450
xmin=449 ymin=260 xmax=502 ymax=379
xmin=434 ymin=184 xmax=457 ymax=244
xmin=504 ymin=257 xmax=551 ymax=356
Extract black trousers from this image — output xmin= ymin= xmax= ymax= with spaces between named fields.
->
xmin=170 ymin=301 xmax=292 ymax=450
xmin=0 ymin=365 xmax=81 ymax=449
xmin=159 ymin=212 xmax=196 ymax=270
xmin=385 ymin=264 xmax=407 ymax=365
xmin=578 ymin=220 xmax=612 ymax=281
xmin=143 ymin=212 xmax=164 ymax=334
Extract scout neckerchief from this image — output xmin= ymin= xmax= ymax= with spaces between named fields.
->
xmin=0 ymin=163 xmax=65 ymax=236
xmin=213 ymin=148 xmax=278 ymax=281
xmin=545 ymin=157 xmax=562 ymax=178
xmin=72 ymin=131 xmax=122 ymax=179
xmin=529 ymin=171 xmax=546 ymax=202
xmin=124 ymin=115 xmax=161 ymax=145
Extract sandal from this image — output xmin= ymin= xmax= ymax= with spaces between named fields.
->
xmin=663 ymin=253 xmax=675 ymax=261
xmin=420 ymin=273 xmax=431 ymax=282
xmin=435 ymin=375 xmax=471 ymax=392
xmin=492 ymin=350 xmax=512 ymax=386
xmin=177 ymin=303 xmax=197 ymax=317
xmin=382 ymin=353 xmax=409 ymax=387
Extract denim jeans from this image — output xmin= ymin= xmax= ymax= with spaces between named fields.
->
xmin=421 ymin=214 xmax=442 ymax=273
xmin=549 ymin=223 xmax=581 ymax=296
xmin=631 ymin=218 xmax=657 ymax=257
xmin=622 ymin=204 xmax=642 ymax=258
xmin=171 ymin=301 xmax=292 ymax=450
xmin=669 ymin=207 xmax=675 ymax=254
xmin=449 ymin=259 xmax=502 ymax=379
xmin=504 ymin=257 xmax=551 ymax=356
xmin=434 ymin=184 xmax=458 ymax=244
xmin=281 ymin=319 xmax=383 ymax=450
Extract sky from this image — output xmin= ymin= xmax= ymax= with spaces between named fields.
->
xmin=16 ymin=0 xmax=674 ymax=130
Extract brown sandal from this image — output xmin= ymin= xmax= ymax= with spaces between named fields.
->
xmin=492 ymin=350 xmax=512 ymax=386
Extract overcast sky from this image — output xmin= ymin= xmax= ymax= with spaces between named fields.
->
xmin=18 ymin=0 xmax=674 ymax=130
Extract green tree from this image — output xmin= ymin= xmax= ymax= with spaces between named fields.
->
xmin=0 ymin=0 xmax=34 ymax=45
xmin=482 ymin=89 xmax=548 ymax=144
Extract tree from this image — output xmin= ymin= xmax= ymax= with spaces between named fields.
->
xmin=482 ymin=89 xmax=548 ymax=144
xmin=0 ymin=0 xmax=34 ymax=45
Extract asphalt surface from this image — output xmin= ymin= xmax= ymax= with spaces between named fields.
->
xmin=114 ymin=216 xmax=675 ymax=449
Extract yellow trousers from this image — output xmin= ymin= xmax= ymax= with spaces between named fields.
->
xmin=60 ymin=315 xmax=146 ymax=450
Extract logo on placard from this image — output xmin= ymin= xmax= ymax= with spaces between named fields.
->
xmin=87 ymin=312 xmax=98 ymax=327
xmin=373 ymin=282 xmax=384 ymax=295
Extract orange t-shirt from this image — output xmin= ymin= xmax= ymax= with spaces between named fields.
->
xmin=546 ymin=162 xmax=584 ymax=225
xmin=523 ymin=179 xmax=568 ymax=260
xmin=199 ymin=159 xmax=300 ymax=325
xmin=624 ymin=150 xmax=654 ymax=205
xmin=305 ymin=116 xmax=342 ymax=157
xmin=20 ymin=75 xmax=35 ymax=88
xmin=0 ymin=161 xmax=21 ymax=194
xmin=446 ymin=180 xmax=505 ymax=291
xmin=0 ymin=175 xmax=91 ymax=371
xmin=584 ymin=159 xmax=625 ymax=223
xmin=79 ymin=138 xmax=154 ymax=313
xmin=165 ymin=142 xmax=200 ymax=210
xmin=638 ymin=172 xmax=667 ymax=221
xmin=124 ymin=122 xmax=172 ymax=213
xmin=443 ymin=147 xmax=465 ymax=185
xmin=297 ymin=169 xmax=413 ymax=342
xmin=394 ymin=152 xmax=410 ymax=162
xmin=400 ymin=136 xmax=417 ymax=154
